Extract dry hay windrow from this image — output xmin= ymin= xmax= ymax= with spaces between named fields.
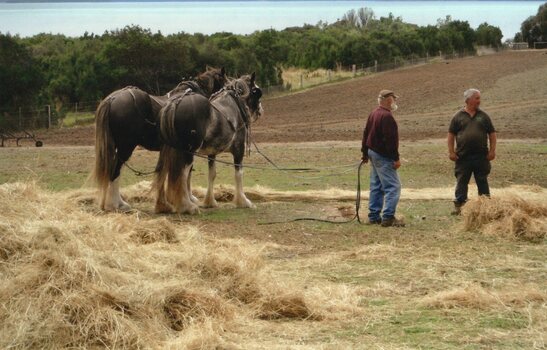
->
xmin=461 ymin=195 xmax=547 ymax=242
xmin=0 ymin=182 xmax=362 ymax=349
xmin=120 ymin=180 xmax=547 ymax=203
xmin=421 ymin=284 xmax=546 ymax=310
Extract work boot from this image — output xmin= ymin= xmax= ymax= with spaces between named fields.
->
xmin=365 ymin=219 xmax=382 ymax=225
xmin=381 ymin=217 xmax=405 ymax=227
xmin=451 ymin=201 xmax=465 ymax=216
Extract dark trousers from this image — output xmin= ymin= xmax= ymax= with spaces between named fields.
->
xmin=454 ymin=155 xmax=491 ymax=204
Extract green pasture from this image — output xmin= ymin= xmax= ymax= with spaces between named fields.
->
xmin=0 ymin=141 xmax=545 ymax=192
xmin=61 ymin=111 xmax=95 ymax=127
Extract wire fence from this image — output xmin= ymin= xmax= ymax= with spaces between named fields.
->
xmin=0 ymin=49 xmax=490 ymax=133
xmin=263 ymin=49 xmax=484 ymax=96
xmin=0 ymin=100 xmax=100 ymax=134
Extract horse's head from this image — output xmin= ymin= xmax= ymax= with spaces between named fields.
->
xmin=197 ymin=66 xmax=228 ymax=96
xmin=233 ymin=72 xmax=263 ymax=121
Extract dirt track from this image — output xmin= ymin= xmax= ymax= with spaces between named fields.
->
xmin=41 ymin=50 xmax=547 ymax=146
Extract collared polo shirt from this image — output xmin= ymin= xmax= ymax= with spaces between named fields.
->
xmin=449 ymin=108 xmax=495 ymax=158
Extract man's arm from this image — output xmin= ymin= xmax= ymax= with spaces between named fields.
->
xmin=361 ymin=118 xmax=370 ymax=163
xmin=487 ymin=132 xmax=497 ymax=161
xmin=381 ymin=114 xmax=400 ymax=162
xmin=447 ymin=132 xmax=458 ymax=161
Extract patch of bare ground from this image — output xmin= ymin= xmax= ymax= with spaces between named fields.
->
xmin=40 ymin=51 xmax=547 ymax=146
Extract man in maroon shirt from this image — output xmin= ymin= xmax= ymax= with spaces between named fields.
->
xmin=361 ymin=90 xmax=404 ymax=227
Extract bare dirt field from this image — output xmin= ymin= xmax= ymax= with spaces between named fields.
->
xmin=39 ymin=50 xmax=547 ymax=146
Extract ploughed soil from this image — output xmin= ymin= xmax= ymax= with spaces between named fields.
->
xmin=40 ymin=50 xmax=547 ymax=146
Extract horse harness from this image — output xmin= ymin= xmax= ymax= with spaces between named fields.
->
xmin=167 ymin=81 xmax=205 ymax=98
xmin=210 ymin=88 xmax=250 ymax=129
xmin=209 ymin=87 xmax=253 ymax=155
xmin=110 ymin=86 xmax=158 ymax=127
xmin=111 ymin=83 xmax=206 ymax=127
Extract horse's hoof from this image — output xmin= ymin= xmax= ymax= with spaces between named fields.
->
xmin=179 ymin=204 xmax=200 ymax=215
xmin=118 ymin=202 xmax=132 ymax=212
xmin=202 ymin=198 xmax=218 ymax=208
xmin=155 ymin=201 xmax=174 ymax=214
xmin=234 ymin=197 xmax=255 ymax=209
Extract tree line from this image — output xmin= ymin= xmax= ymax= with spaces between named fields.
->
xmin=514 ymin=3 xmax=547 ymax=47
xmin=1 ymin=7 xmax=504 ymax=115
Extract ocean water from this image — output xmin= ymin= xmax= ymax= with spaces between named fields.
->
xmin=0 ymin=1 xmax=543 ymax=39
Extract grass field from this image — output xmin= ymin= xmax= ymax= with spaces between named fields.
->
xmin=1 ymin=140 xmax=545 ymax=192
xmin=1 ymin=140 xmax=546 ymax=348
xmin=61 ymin=111 xmax=95 ymax=127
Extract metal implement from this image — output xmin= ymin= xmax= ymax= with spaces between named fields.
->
xmin=0 ymin=129 xmax=43 ymax=147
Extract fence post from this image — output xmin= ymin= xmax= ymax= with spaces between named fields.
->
xmin=352 ymin=64 xmax=356 ymax=78
xmin=327 ymin=69 xmax=331 ymax=81
xmin=374 ymin=60 xmax=378 ymax=73
xmin=47 ymin=105 xmax=51 ymax=129
xmin=299 ymin=74 xmax=303 ymax=89
xmin=426 ymin=52 xmax=429 ymax=62
xmin=18 ymin=107 xmax=22 ymax=129
xmin=439 ymin=50 xmax=442 ymax=59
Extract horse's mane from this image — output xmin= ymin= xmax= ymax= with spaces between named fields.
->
xmin=195 ymin=67 xmax=225 ymax=95
xmin=167 ymin=67 xmax=226 ymax=98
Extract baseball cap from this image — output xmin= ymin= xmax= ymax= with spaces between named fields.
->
xmin=378 ymin=89 xmax=399 ymax=99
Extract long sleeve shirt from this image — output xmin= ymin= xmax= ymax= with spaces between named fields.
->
xmin=361 ymin=106 xmax=400 ymax=161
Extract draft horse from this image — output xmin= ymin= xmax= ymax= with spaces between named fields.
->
xmin=92 ymin=67 xmax=227 ymax=211
xmin=153 ymin=73 xmax=263 ymax=214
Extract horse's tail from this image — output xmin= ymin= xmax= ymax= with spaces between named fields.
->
xmin=158 ymin=94 xmax=210 ymax=151
xmin=158 ymin=99 xmax=180 ymax=148
xmin=93 ymin=96 xmax=116 ymax=209
xmin=152 ymin=145 xmax=186 ymax=211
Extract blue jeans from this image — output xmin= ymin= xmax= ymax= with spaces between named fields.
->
xmin=368 ymin=149 xmax=401 ymax=221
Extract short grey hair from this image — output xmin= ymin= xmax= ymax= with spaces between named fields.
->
xmin=464 ymin=88 xmax=480 ymax=101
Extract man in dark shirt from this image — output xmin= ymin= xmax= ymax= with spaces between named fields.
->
xmin=361 ymin=90 xmax=404 ymax=227
xmin=448 ymin=88 xmax=497 ymax=214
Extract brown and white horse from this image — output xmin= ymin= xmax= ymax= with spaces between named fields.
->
xmin=153 ymin=73 xmax=263 ymax=214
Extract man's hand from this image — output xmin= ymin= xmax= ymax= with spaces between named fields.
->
xmin=449 ymin=151 xmax=459 ymax=161
xmin=393 ymin=160 xmax=401 ymax=169
xmin=361 ymin=155 xmax=368 ymax=163
xmin=487 ymin=150 xmax=496 ymax=161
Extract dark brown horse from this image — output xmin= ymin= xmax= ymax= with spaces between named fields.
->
xmin=93 ymin=67 xmax=227 ymax=211
xmin=153 ymin=73 xmax=263 ymax=214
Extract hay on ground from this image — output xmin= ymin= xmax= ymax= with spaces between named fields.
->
xmin=0 ymin=181 xmax=352 ymax=349
xmin=461 ymin=195 xmax=547 ymax=241
xmin=258 ymin=294 xmax=315 ymax=320
xmin=422 ymin=284 xmax=546 ymax=310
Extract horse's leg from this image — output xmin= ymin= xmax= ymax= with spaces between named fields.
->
xmin=154 ymin=147 xmax=175 ymax=214
xmin=177 ymin=162 xmax=200 ymax=215
xmin=232 ymin=153 xmax=255 ymax=209
xmin=203 ymin=156 xmax=218 ymax=208
xmin=187 ymin=165 xmax=200 ymax=204
xmin=104 ymin=142 xmax=135 ymax=212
